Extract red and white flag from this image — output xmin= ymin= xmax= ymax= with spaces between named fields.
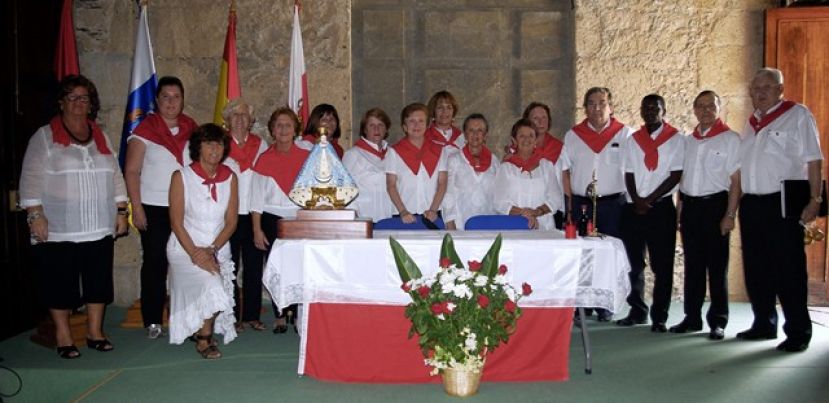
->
xmin=54 ymin=0 xmax=79 ymax=81
xmin=288 ymin=1 xmax=309 ymax=129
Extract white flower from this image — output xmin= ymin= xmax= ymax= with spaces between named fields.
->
xmin=494 ymin=274 xmax=508 ymax=285
xmin=474 ymin=275 xmax=488 ymax=287
xmin=437 ymin=314 xmax=445 ymax=320
xmin=506 ymin=287 xmax=516 ymax=301
xmin=464 ymin=332 xmax=478 ymax=352
xmin=446 ymin=302 xmax=456 ymax=312
xmin=452 ymin=283 xmax=472 ymax=299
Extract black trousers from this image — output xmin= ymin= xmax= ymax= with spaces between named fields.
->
xmin=572 ymin=193 xmax=624 ymax=238
xmin=139 ymin=204 xmax=171 ymax=327
xmin=739 ymin=193 xmax=811 ymax=342
xmin=679 ymin=192 xmax=729 ymax=328
xmin=262 ymin=212 xmax=296 ymax=320
xmin=620 ymin=197 xmax=677 ymax=323
xmin=230 ymin=214 xmax=265 ymax=322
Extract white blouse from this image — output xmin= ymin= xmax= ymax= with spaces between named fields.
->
xmin=443 ymin=151 xmax=499 ymax=228
xmin=249 ymin=173 xmax=300 ymax=218
xmin=127 ymin=127 xmax=190 ymax=207
xmin=224 ymin=136 xmax=269 ymax=215
xmin=19 ymin=124 xmax=128 ymax=242
xmin=342 ymin=141 xmax=395 ymax=221
xmin=493 ymin=159 xmax=562 ymax=231
xmin=384 ymin=146 xmax=449 ymax=215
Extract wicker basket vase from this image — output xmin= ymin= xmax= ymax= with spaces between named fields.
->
xmin=441 ymin=367 xmax=483 ymax=397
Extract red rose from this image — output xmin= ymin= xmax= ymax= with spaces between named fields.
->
xmin=401 ymin=283 xmax=411 ymax=292
xmin=504 ymin=299 xmax=517 ymax=313
xmin=477 ymin=294 xmax=490 ymax=308
xmin=417 ymin=286 xmax=431 ymax=298
xmin=468 ymin=260 xmax=482 ymax=272
xmin=439 ymin=257 xmax=451 ymax=268
xmin=431 ymin=303 xmax=444 ymax=315
xmin=522 ymin=282 xmax=533 ymax=296
xmin=498 ymin=264 xmax=508 ymax=275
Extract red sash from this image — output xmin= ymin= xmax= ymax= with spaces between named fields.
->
xmin=227 ymin=133 xmax=263 ymax=172
xmin=189 ymin=162 xmax=232 ymax=202
xmin=252 ymin=144 xmax=310 ymax=195
xmin=692 ymin=119 xmax=731 ymax=140
xmin=537 ymin=133 xmax=563 ymax=164
xmin=49 ymin=116 xmax=111 ymax=155
xmin=392 ymin=137 xmax=441 ymax=177
xmin=426 ymin=125 xmax=462 ymax=148
xmin=355 ymin=137 xmax=386 ymax=160
xmin=571 ymin=118 xmax=625 ymax=153
xmin=132 ymin=113 xmax=197 ymax=165
xmin=749 ymin=100 xmax=796 ymax=133
xmin=632 ymin=122 xmax=679 ymax=171
xmin=462 ymin=144 xmax=492 ymax=173
xmin=503 ymin=150 xmax=542 ymax=173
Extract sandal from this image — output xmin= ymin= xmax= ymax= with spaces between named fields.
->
xmin=234 ymin=322 xmax=245 ymax=333
xmin=246 ymin=321 xmax=266 ymax=331
xmin=86 ymin=338 xmax=114 ymax=352
xmin=194 ymin=334 xmax=222 ymax=359
xmin=273 ymin=317 xmax=288 ymax=334
xmin=57 ymin=345 xmax=81 ymax=359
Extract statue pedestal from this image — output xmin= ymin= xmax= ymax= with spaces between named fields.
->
xmin=279 ymin=210 xmax=372 ymax=240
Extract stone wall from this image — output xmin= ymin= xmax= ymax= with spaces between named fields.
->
xmin=72 ymin=0 xmax=776 ymax=306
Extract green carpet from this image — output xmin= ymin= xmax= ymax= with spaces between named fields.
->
xmin=1 ymin=303 xmax=827 ymax=403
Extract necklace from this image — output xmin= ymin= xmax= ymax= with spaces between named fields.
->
xmin=62 ymin=120 xmax=92 ymax=144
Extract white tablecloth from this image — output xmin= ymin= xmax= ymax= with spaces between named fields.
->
xmin=263 ymin=230 xmax=631 ymax=312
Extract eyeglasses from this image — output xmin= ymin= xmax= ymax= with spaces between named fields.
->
xmin=66 ymin=94 xmax=91 ymax=103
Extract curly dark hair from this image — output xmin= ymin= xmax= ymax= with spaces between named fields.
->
xmin=188 ymin=123 xmax=230 ymax=162
xmin=156 ymin=76 xmax=185 ymax=98
xmin=57 ymin=74 xmax=101 ymax=120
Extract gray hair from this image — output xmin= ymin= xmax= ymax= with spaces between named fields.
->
xmin=755 ymin=68 xmax=784 ymax=85
xmin=221 ymin=98 xmax=256 ymax=127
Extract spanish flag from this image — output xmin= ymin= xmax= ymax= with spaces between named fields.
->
xmin=213 ymin=2 xmax=241 ymax=126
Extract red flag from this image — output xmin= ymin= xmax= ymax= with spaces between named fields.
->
xmin=54 ymin=0 xmax=80 ymax=81
xmin=288 ymin=1 xmax=309 ymax=129
xmin=213 ymin=2 xmax=241 ymax=125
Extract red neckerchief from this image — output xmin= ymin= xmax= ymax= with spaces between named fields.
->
xmin=355 ymin=137 xmax=386 ymax=160
xmin=462 ymin=144 xmax=492 ymax=173
xmin=572 ymin=118 xmax=625 ymax=153
xmin=49 ymin=116 xmax=111 ymax=155
xmin=330 ymin=137 xmax=344 ymax=159
xmin=503 ymin=149 xmax=542 ymax=173
xmin=749 ymin=100 xmax=796 ymax=133
xmin=132 ymin=113 xmax=197 ymax=165
xmin=392 ymin=137 xmax=441 ymax=176
xmin=426 ymin=124 xmax=462 ymax=148
xmin=252 ymin=144 xmax=310 ymax=195
xmin=692 ymin=119 xmax=731 ymax=140
xmin=227 ymin=133 xmax=262 ymax=172
xmin=189 ymin=162 xmax=232 ymax=202
xmin=632 ymin=122 xmax=679 ymax=171
xmin=537 ymin=132 xmax=563 ymax=164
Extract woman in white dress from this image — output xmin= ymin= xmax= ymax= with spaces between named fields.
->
xmin=342 ymin=108 xmax=395 ymax=222
xmin=443 ymin=113 xmax=499 ymax=230
xmin=167 ymin=124 xmax=239 ymax=359
xmin=494 ymin=118 xmax=563 ymax=230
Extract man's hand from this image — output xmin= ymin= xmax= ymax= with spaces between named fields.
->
xmin=801 ymin=200 xmax=820 ymax=224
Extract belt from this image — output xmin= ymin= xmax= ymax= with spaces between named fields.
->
xmin=681 ymin=191 xmax=727 ymax=202
xmin=574 ymin=192 xmax=623 ymax=202
xmin=742 ymin=192 xmax=780 ymax=200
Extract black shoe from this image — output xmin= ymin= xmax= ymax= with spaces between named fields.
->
xmin=597 ymin=311 xmax=613 ymax=322
xmin=776 ymin=338 xmax=809 ymax=352
xmin=709 ymin=327 xmax=725 ymax=340
xmin=650 ymin=323 xmax=667 ymax=333
xmin=736 ymin=328 xmax=777 ymax=340
xmin=616 ymin=316 xmax=647 ymax=326
xmin=57 ymin=345 xmax=81 ymax=359
xmin=669 ymin=319 xmax=703 ymax=333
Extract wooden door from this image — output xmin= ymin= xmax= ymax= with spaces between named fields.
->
xmin=766 ymin=6 xmax=829 ymax=302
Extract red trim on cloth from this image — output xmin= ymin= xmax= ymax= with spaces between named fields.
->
xmin=132 ymin=113 xmax=198 ymax=165
xmin=252 ymin=144 xmax=309 ymax=195
xmin=391 ymin=137 xmax=441 ymax=177
xmin=632 ymin=122 xmax=679 ymax=171
xmin=304 ymin=303 xmax=571 ymax=383
xmin=691 ymin=118 xmax=731 ymax=140
xmin=572 ymin=118 xmax=625 ymax=153
xmin=426 ymin=125 xmax=462 ymax=148
xmin=503 ymin=150 xmax=543 ymax=173
xmin=537 ymin=132 xmax=563 ymax=164
xmin=355 ymin=137 xmax=386 ymax=160
xmin=462 ymin=144 xmax=493 ymax=173
xmin=190 ymin=162 xmax=232 ymax=201
xmin=749 ymin=100 xmax=796 ymax=133
xmin=227 ymin=133 xmax=262 ymax=172
xmin=49 ymin=116 xmax=112 ymax=155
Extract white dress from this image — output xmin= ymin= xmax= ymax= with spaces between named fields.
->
xmin=493 ymin=159 xmax=562 ymax=231
xmin=443 ymin=150 xmax=499 ymax=228
xmin=342 ymin=140 xmax=395 ymax=221
xmin=167 ymin=166 xmax=237 ymax=345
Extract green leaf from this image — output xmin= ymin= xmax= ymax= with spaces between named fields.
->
xmin=390 ymin=237 xmax=422 ymax=282
xmin=480 ymin=233 xmax=503 ymax=278
xmin=439 ymin=233 xmax=464 ymax=268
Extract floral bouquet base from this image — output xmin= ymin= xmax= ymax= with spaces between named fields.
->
xmin=442 ymin=367 xmax=483 ymax=397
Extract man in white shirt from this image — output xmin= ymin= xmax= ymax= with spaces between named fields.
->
xmin=670 ymin=90 xmax=740 ymax=340
xmin=616 ymin=94 xmax=684 ymax=332
xmin=737 ymin=68 xmax=822 ymax=352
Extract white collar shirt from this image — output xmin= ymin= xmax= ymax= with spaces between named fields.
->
xmin=127 ymin=129 xmax=191 ymax=207
xmin=493 ymin=159 xmax=562 ymax=230
xmin=223 ymin=135 xmax=269 ymax=215
xmin=383 ymin=146 xmax=449 ymax=214
xmin=342 ymin=140 xmax=395 ymax=221
xmin=564 ymin=121 xmax=632 ymax=197
xmin=442 ymin=150 xmax=500 ymax=228
xmin=680 ymin=128 xmax=741 ymax=197
xmin=623 ymin=123 xmax=685 ymax=202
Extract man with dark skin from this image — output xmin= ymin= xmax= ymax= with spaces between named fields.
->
xmin=616 ymin=94 xmax=684 ymax=332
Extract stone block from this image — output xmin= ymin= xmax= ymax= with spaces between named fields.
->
xmin=361 ymin=10 xmax=405 ymax=59
xmin=521 ymin=11 xmax=566 ymax=60
xmin=422 ymin=10 xmax=503 ymax=59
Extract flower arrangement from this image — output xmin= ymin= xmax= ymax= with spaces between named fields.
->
xmin=391 ymin=234 xmax=532 ymax=376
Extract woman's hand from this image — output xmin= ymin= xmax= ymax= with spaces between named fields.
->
xmin=253 ymin=229 xmax=269 ymax=251
xmin=132 ymin=204 xmax=148 ymax=231
xmin=400 ymin=212 xmax=416 ymax=224
xmin=526 ymin=215 xmax=539 ymax=229
xmin=29 ymin=215 xmax=49 ymax=242
xmin=115 ymin=215 xmax=129 ymax=236
xmin=191 ymin=247 xmax=219 ymax=274
xmin=423 ymin=209 xmax=438 ymax=222
xmin=518 ymin=208 xmax=539 ymax=229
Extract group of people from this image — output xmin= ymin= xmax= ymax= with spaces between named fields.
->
xmin=20 ymin=66 xmax=820 ymax=360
